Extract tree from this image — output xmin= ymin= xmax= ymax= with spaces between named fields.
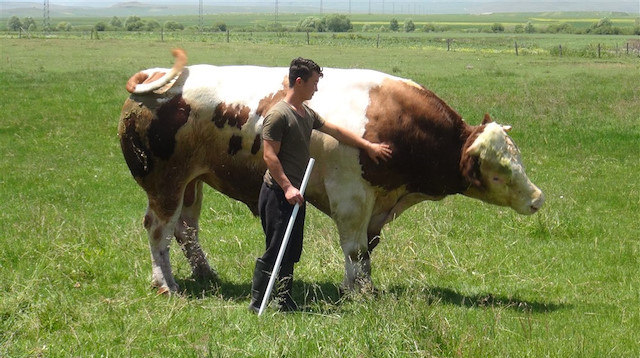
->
xmin=22 ymin=17 xmax=36 ymax=30
xmin=124 ymin=16 xmax=144 ymax=31
xmin=297 ymin=16 xmax=324 ymax=32
xmin=588 ymin=17 xmax=616 ymax=34
xmin=324 ymin=14 xmax=352 ymax=32
xmin=164 ymin=21 xmax=184 ymax=31
xmin=8 ymin=16 xmax=22 ymax=31
xmin=389 ymin=18 xmax=399 ymax=32
xmin=146 ymin=19 xmax=160 ymax=31
xmin=110 ymin=16 xmax=122 ymax=28
xmin=94 ymin=22 xmax=107 ymax=31
xmin=404 ymin=19 xmax=415 ymax=33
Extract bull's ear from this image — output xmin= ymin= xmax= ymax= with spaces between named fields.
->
xmin=502 ymin=125 xmax=512 ymax=132
xmin=482 ymin=113 xmax=492 ymax=125
xmin=460 ymin=149 xmax=482 ymax=188
xmin=466 ymin=140 xmax=482 ymax=156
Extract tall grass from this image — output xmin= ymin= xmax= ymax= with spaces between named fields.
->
xmin=0 ymin=38 xmax=638 ymax=356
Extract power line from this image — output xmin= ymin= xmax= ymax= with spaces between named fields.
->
xmin=43 ymin=0 xmax=50 ymax=33
xmin=199 ymin=0 xmax=203 ymax=31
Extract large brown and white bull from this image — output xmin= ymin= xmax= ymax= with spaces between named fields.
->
xmin=119 ymin=49 xmax=544 ymax=294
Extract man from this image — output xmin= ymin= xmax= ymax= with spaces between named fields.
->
xmin=249 ymin=57 xmax=392 ymax=313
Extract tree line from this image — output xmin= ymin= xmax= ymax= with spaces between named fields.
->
xmin=6 ymin=14 xmax=640 ymax=35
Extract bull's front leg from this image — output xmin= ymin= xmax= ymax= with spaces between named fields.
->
xmin=330 ymin=183 xmax=376 ymax=293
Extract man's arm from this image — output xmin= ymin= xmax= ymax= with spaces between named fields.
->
xmin=317 ymin=121 xmax=392 ymax=164
xmin=263 ymin=139 xmax=304 ymax=206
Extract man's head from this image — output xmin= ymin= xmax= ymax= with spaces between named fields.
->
xmin=288 ymin=57 xmax=323 ymax=88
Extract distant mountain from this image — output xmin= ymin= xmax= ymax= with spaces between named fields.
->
xmin=2 ymin=0 xmax=638 ymax=18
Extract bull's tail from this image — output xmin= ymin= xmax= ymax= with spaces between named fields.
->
xmin=125 ymin=48 xmax=188 ymax=94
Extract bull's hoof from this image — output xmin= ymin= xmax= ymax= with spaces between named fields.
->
xmin=338 ymin=281 xmax=379 ymax=298
xmin=151 ymin=279 xmax=180 ymax=295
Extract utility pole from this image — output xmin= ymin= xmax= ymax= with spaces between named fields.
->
xmin=43 ymin=0 xmax=50 ymax=34
xmin=199 ymin=0 xmax=203 ymax=32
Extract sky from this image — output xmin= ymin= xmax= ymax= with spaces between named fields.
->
xmin=11 ymin=0 xmax=640 ymax=14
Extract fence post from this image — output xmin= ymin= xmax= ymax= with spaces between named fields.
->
xmin=627 ymin=42 xmax=629 ymax=55
xmin=598 ymin=43 xmax=601 ymax=58
xmin=515 ymin=41 xmax=519 ymax=56
xmin=559 ymin=44 xmax=562 ymax=57
xmin=226 ymin=29 xmax=230 ymax=43
xmin=377 ymin=34 xmax=380 ymax=48
xmin=306 ymin=31 xmax=310 ymax=45
xmin=161 ymin=27 xmax=164 ymax=42
xmin=447 ymin=38 xmax=451 ymax=51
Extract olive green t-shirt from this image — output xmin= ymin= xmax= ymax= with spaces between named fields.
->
xmin=262 ymin=100 xmax=325 ymax=188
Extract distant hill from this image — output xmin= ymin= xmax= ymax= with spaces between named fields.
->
xmin=2 ymin=0 xmax=638 ymax=18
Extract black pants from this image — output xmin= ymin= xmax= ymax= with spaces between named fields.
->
xmin=258 ymin=182 xmax=306 ymax=265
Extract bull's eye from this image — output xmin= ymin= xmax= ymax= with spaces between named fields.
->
xmin=493 ymin=177 xmax=501 ymax=183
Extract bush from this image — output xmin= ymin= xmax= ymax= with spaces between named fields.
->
xmin=124 ymin=16 xmax=144 ymax=31
xmin=324 ymin=14 xmax=352 ymax=32
xmin=110 ymin=16 xmax=122 ymax=28
xmin=213 ymin=21 xmax=227 ymax=32
xmin=404 ymin=19 xmax=415 ymax=33
xmin=491 ymin=23 xmax=504 ymax=33
xmin=389 ymin=18 xmax=399 ymax=32
xmin=56 ymin=22 xmax=72 ymax=32
xmin=525 ymin=21 xmax=536 ymax=33
xmin=95 ymin=22 xmax=107 ymax=31
xmin=164 ymin=21 xmax=184 ymax=31
xmin=422 ymin=23 xmax=436 ymax=32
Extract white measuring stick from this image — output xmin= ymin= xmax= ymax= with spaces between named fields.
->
xmin=258 ymin=158 xmax=315 ymax=316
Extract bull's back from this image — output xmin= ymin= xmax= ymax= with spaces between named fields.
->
xmin=119 ymin=64 xmax=398 ymax=213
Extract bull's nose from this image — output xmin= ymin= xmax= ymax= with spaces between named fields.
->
xmin=531 ymin=192 xmax=545 ymax=213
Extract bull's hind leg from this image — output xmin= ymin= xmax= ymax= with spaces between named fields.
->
xmin=144 ymin=203 xmax=181 ymax=293
xmin=174 ymin=179 xmax=217 ymax=282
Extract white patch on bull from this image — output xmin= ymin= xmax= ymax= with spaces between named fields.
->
xmin=309 ymin=68 xmax=399 ymax=136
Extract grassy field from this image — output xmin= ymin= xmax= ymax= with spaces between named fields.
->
xmin=0 ymin=36 xmax=639 ymax=357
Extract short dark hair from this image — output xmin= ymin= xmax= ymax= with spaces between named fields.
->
xmin=288 ymin=57 xmax=323 ymax=87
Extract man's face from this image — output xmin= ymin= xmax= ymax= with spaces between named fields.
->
xmin=297 ymin=71 xmax=321 ymax=101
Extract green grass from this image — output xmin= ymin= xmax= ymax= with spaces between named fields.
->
xmin=1 ymin=36 xmax=639 ymax=357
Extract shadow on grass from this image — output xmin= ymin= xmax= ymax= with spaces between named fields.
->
xmin=175 ymin=276 xmax=342 ymax=305
xmin=388 ymin=285 xmax=568 ymax=313
xmin=176 ymin=276 xmax=566 ymax=314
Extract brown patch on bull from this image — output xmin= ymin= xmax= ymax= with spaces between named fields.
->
xmin=459 ymin=125 xmax=486 ymax=189
xmin=212 ymin=102 xmax=251 ymax=129
xmin=119 ymin=101 xmax=154 ymax=178
xmin=256 ymin=83 xmax=287 ymax=117
xmin=251 ymin=134 xmax=261 ymax=155
xmin=183 ymin=180 xmax=197 ymax=207
xmin=147 ymin=95 xmax=190 ymax=160
xmin=228 ymin=135 xmax=243 ymax=155
xmin=360 ymin=79 xmax=475 ymax=196
xmin=126 ymin=72 xmax=149 ymax=93
xmin=143 ymin=214 xmax=153 ymax=230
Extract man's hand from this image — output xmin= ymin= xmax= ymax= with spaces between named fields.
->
xmin=284 ymin=185 xmax=304 ymax=206
xmin=366 ymin=142 xmax=393 ymax=164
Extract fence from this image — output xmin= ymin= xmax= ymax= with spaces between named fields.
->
xmin=4 ymin=29 xmax=640 ymax=58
